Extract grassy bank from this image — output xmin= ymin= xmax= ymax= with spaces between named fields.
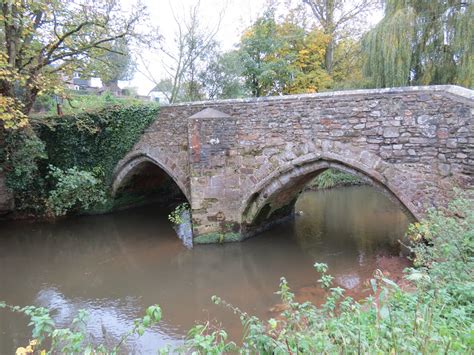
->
xmin=308 ymin=168 xmax=366 ymax=190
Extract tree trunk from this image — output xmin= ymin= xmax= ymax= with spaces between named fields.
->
xmin=22 ymin=87 xmax=39 ymax=115
xmin=324 ymin=0 xmax=335 ymax=74
xmin=325 ymin=37 xmax=334 ymax=74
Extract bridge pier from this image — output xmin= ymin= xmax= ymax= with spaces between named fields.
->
xmin=187 ymin=108 xmax=246 ymax=243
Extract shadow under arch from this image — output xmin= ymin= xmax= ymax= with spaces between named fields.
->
xmin=241 ymin=155 xmax=417 ymax=237
xmin=111 ymin=153 xmax=190 ymax=205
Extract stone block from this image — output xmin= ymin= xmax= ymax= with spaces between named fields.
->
xmin=383 ymin=127 xmax=400 ymax=138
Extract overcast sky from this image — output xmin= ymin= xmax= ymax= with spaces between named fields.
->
xmin=121 ymin=0 xmax=382 ymax=95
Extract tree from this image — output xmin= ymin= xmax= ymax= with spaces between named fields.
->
xmin=238 ymin=9 xmax=296 ymax=97
xmin=95 ymin=39 xmax=136 ymax=87
xmin=238 ymin=8 xmax=332 ymax=96
xmin=198 ymin=50 xmax=248 ymax=99
xmin=302 ymin=0 xmax=380 ymax=74
xmin=140 ymin=1 xmax=221 ymax=103
xmin=330 ymin=38 xmax=365 ymax=89
xmin=362 ymin=0 xmax=473 ymax=88
xmin=276 ymin=23 xmax=332 ymax=94
xmin=0 ymin=0 xmax=146 ymax=129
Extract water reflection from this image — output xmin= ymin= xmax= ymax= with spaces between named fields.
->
xmin=0 ymin=186 xmax=410 ymax=353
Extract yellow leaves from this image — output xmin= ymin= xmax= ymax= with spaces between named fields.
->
xmin=0 ymin=53 xmax=28 ymax=130
xmin=241 ymin=28 xmax=255 ymax=40
xmin=0 ymin=95 xmax=28 ymax=129
xmin=407 ymin=221 xmax=432 ymax=244
xmin=29 ymin=71 xmax=64 ymax=96
xmin=15 ymin=339 xmax=43 ymax=355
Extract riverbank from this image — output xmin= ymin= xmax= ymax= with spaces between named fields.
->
xmin=306 ymin=168 xmax=367 ymax=190
xmin=183 ymin=194 xmax=473 ymax=353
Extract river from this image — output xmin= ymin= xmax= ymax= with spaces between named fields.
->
xmin=0 ymin=186 xmax=410 ymax=353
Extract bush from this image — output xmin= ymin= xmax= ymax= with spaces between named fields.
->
xmin=46 ymin=166 xmax=106 ymax=217
xmin=2 ymin=130 xmax=46 ymax=193
xmin=168 ymin=202 xmax=190 ymax=224
xmin=3 ymin=104 xmax=158 ymax=215
xmin=0 ymin=303 xmax=162 ymax=354
xmin=39 ymin=104 xmax=158 ymax=187
xmin=1 ymin=129 xmax=48 ymax=213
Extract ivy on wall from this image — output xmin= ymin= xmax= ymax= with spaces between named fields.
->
xmin=4 ymin=104 xmax=158 ymax=216
xmin=39 ymin=104 xmax=158 ymax=185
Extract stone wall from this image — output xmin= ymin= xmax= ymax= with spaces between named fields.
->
xmin=113 ymin=85 xmax=473 ymax=243
xmin=112 ymin=105 xmax=191 ymax=201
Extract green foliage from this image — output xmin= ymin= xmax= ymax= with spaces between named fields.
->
xmin=0 ymin=0 xmax=147 ymax=126
xmin=94 ymin=38 xmax=136 ymax=86
xmin=237 ymin=6 xmax=360 ymax=96
xmin=310 ymin=168 xmax=364 ymax=189
xmin=181 ymin=194 xmax=473 ymax=353
xmin=4 ymin=104 xmax=158 ymax=215
xmin=168 ymin=203 xmax=190 ymax=225
xmin=406 ymin=194 xmax=473 ymax=304
xmin=239 ymin=9 xmax=296 ymax=97
xmin=1 ymin=129 xmax=48 ymax=212
xmin=362 ymin=0 xmax=473 ymax=88
xmin=199 ymin=50 xmax=249 ymax=99
xmin=32 ymin=91 xmax=148 ymax=117
xmin=40 ymin=104 xmax=158 ymax=188
xmin=46 ymin=165 xmax=106 ymax=217
xmin=2 ymin=129 xmax=47 ymax=193
xmin=182 ymin=323 xmax=237 ymax=354
xmin=0 ymin=302 xmax=161 ymax=354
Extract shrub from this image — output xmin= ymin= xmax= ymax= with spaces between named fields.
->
xmin=39 ymin=104 xmax=159 ymax=187
xmin=1 ymin=129 xmax=48 ymax=213
xmin=46 ymin=166 xmax=106 ymax=217
xmin=3 ymin=104 xmax=158 ymax=215
xmin=0 ymin=302 xmax=162 ymax=354
xmin=168 ymin=202 xmax=190 ymax=224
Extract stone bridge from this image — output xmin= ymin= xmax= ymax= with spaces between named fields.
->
xmin=112 ymin=85 xmax=473 ymax=243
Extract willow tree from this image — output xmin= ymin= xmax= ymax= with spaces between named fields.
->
xmin=362 ymin=0 xmax=473 ymax=88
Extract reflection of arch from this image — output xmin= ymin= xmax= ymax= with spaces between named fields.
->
xmin=241 ymin=154 xmax=417 ymax=231
xmin=111 ymin=153 xmax=190 ymax=202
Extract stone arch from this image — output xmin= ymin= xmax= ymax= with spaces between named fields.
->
xmin=111 ymin=152 xmax=190 ymax=203
xmin=241 ymin=153 xmax=417 ymax=236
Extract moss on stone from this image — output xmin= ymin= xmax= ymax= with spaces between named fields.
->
xmin=194 ymin=232 xmax=242 ymax=244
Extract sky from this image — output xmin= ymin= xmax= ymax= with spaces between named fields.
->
xmin=121 ymin=0 xmax=269 ymax=95
xmin=121 ymin=0 xmax=382 ymax=95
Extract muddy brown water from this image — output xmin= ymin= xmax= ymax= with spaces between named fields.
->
xmin=0 ymin=186 xmax=410 ymax=353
